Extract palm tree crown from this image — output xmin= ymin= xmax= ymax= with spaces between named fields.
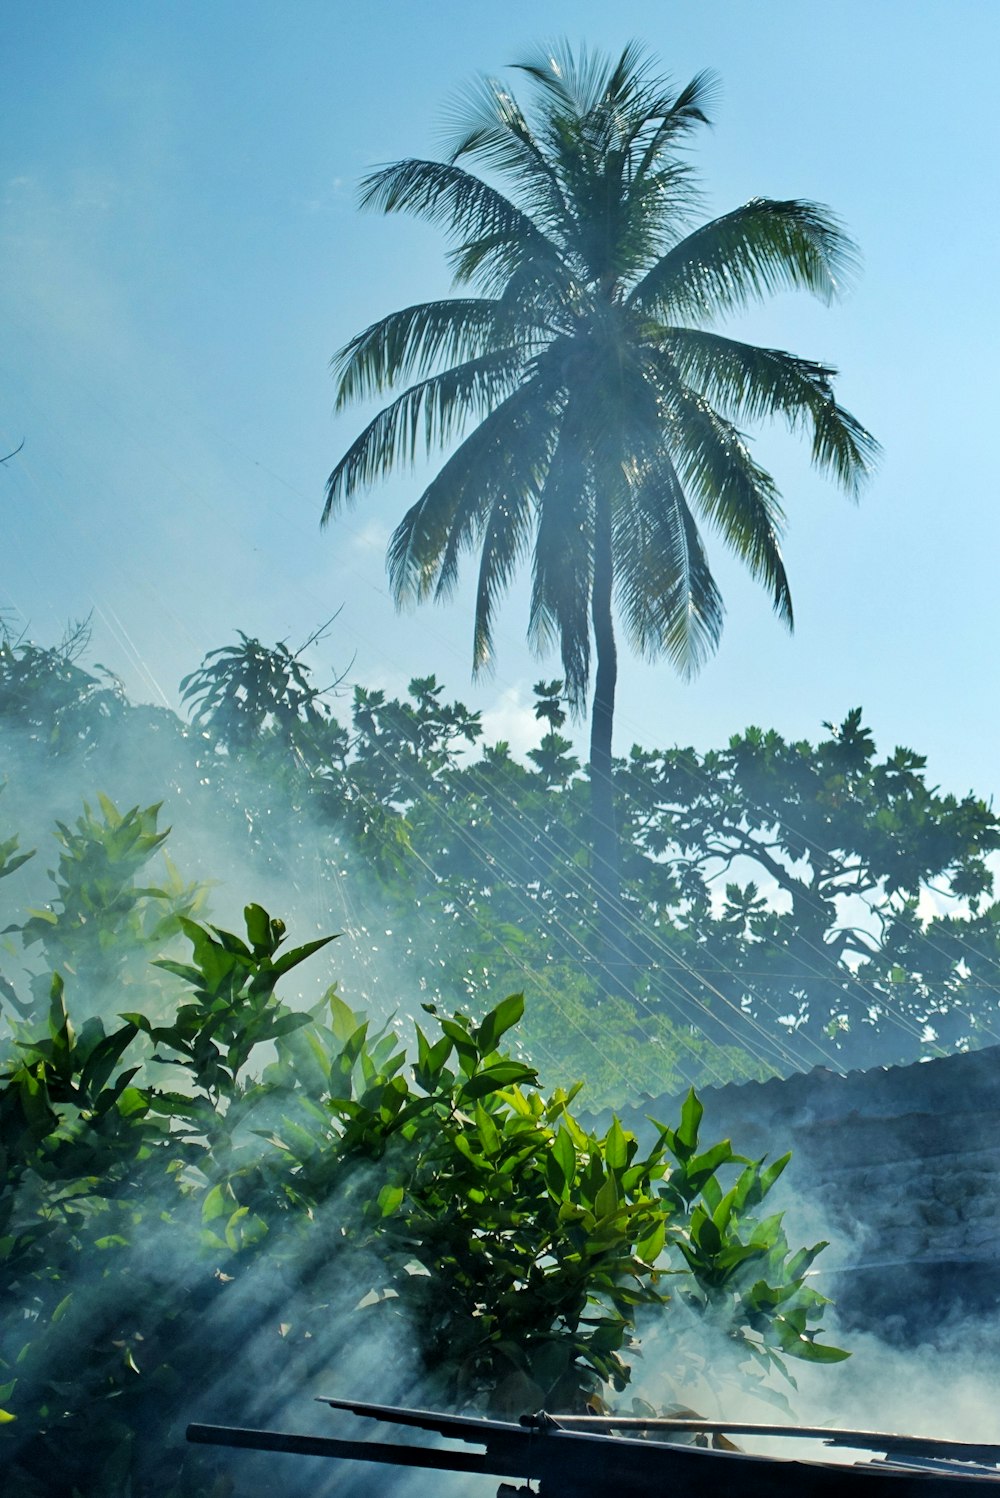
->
xmin=324 ymin=42 xmax=879 ymax=957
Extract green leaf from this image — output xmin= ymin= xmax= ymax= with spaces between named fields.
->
xmin=758 ymin=1152 xmax=792 ymax=1197
xmin=266 ymin=1011 xmax=313 ymax=1041
xmin=711 ymin=1186 xmax=739 ymax=1234
xmin=605 ymin=1118 xmax=629 ymax=1171
xmin=149 ymin=961 xmax=203 ymax=986
xmin=690 ymin=1205 xmax=721 ymax=1256
xmin=202 ymin=1184 xmax=229 ymax=1223
xmin=458 ymin=1060 xmax=535 ymax=1100
xmin=413 ymin=1028 xmax=453 ymax=1090
xmin=686 ymin=1140 xmax=737 ymax=1186
xmin=51 ymin=1293 xmax=73 ymax=1324
xmin=474 ymin=1101 xmax=500 ymax=1158
xmin=0 ymin=848 xmax=33 ymax=880
xmin=551 ymin=1126 xmax=576 ymax=1187
xmin=116 ymin=1086 xmax=150 ymax=1118
xmin=452 ymin=1132 xmax=487 ymax=1171
xmin=224 ymin=1205 xmax=249 ymax=1250
xmin=79 ymin=1022 xmax=139 ymax=1100
xmin=328 ymin=992 xmax=363 ymax=1045
xmin=244 ymin=903 xmax=271 ymax=950
xmin=675 ymin=1089 xmax=703 ymax=1159
xmin=377 ymin=1184 xmax=405 ymax=1216
xmin=439 ymin=1017 xmax=480 ymax=1075
xmin=635 ymin=1219 xmax=666 ymax=1263
xmin=785 ymin=1241 xmax=829 ymax=1280
xmin=474 ymin=992 xmax=524 ymax=1054
xmin=594 ymin=1175 xmax=619 ymax=1221
xmin=782 ymin=1337 xmax=851 ymax=1364
xmin=271 ymin=934 xmax=338 ymax=977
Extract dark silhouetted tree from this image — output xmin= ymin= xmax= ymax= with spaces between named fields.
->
xmin=324 ymin=42 xmax=879 ymax=977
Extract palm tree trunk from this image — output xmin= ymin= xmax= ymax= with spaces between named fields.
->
xmin=589 ymin=490 xmax=625 ymax=993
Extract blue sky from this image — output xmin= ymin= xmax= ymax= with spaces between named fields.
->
xmin=3 ymin=0 xmax=998 ymax=799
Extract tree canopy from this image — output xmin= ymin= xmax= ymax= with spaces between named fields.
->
xmin=4 ymin=626 xmax=1000 ymax=1092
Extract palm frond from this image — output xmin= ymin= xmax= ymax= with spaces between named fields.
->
xmin=522 ymin=54 xmax=711 ymax=286
xmin=528 ymin=407 xmax=593 ymax=709
xmin=659 ymin=328 xmax=881 ymax=492
xmin=618 ymin=73 xmax=715 ymax=258
xmin=473 ymin=493 xmax=534 ymax=672
xmin=660 ymin=378 xmax=793 ymax=626
xmin=512 ymin=39 xmax=643 ymax=117
xmin=323 ymin=349 xmax=525 ymax=521
xmin=615 ymin=452 xmax=724 ymax=677
xmin=629 ymin=198 xmax=859 ymax=320
xmin=440 ymin=77 xmax=570 ymax=234
xmin=808 ymin=394 xmax=879 ymax=496
xmin=514 ymin=39 xmax=683 ymax=123
xmin=386 ymin=376 xmax=557 ymax=604
xmin=362 ymin=155 xmax=570 ymax=299
xmin=359 ymin=158 xmax=553 ymax=265
xmin=629 ymin=70 xmax=717 ymax=181
xmin=447 ymin=226 xmax=573 ymax=310
xmin=574 ymin=48 xmax=704 ymax=166
xmin=333 ymin=299 xmax=521 ymax=407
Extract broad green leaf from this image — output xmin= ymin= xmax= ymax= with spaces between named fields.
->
xmin=474 ymin=1101 xmax=500 ymax=1157
xmin=785 ymin=1241 xmax=828 ymax=1280
xmin=552 ymin=1126 xmax=576 ymax=1187
xmin=202 ymin=1184 xmax=229 ymax=1223
xmin=605 ymin=1118 xmax=629 ymax=1171
xmin=675 ymin=1089 xmax=703 ymax=1159
xmin=594 ymin=1175 xmax=619 ymax=1221
xmin=266 ymin=1011 xmax=313 ymax=1041
xmin=474 ymin=992 xmax=524 ymax=1054
xmin=222 ymin=1210 xmax=246 ymax=1251
xmin=758 ymin=1153 xmax=792 ymax=1197
xmin=690 ymin=1205 xmax=721 ymax=1256
xmin=458 ymin=1061 xmax=535 ymax=1100
xmin=635 ymin=1219 xmax=666 ymax=1263
xmin=439 ymin=1017 xmax=480 ymax=1075
xmin=452 ymin=1132 xmax=486 ymax=1170
xmin=377 ymin=1184 xmax=404 ymax=1216
xmin=699 ymin=1174 xmax=723 ymax=1215
xmin=686 ymin=1140 xmax=737 ymax=1186
xmin=711 ymin=1186 xmax=739 ymax=1234
xmin=782 ymin=1337 xmax=851 ymax=1364
xmin=79 ymin=1022 xmax=139 ymax=1100
xmin=272 ymin=934 xmax=338 ymax=977
xmin=328 ymin=992 xmax=364 ymax=1044
xmin=244 ymin=903 xmax=271 ymax=949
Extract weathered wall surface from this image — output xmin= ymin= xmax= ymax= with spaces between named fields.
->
xmin=608 ymin=1046 xmax=1000 ymax=1341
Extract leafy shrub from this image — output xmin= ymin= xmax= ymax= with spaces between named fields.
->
xmin=0 ymin=821 xmax=844 ymax=1496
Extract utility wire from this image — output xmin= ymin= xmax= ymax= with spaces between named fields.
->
xmin=6 ymin=324 xmax=998 ymax=1064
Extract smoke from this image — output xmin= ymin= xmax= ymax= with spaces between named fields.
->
xmin=4 ymin=655 xmax=1000 ymax=1498
xmin=787 ymin=1321 xmax=1000 ymax=1444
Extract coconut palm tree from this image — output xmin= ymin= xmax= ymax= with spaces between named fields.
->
xmin=323 ymin=41 xmax=878 ymax=970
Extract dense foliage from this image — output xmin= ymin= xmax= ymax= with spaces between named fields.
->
xmin=4 ymin=624 xmax=1000 ymax=1092
xmin=0 ymin=809 xmax=843 ymax=1496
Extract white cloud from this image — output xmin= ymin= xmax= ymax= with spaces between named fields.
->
xmin=480 ymin=685 xmax=540 ymax=758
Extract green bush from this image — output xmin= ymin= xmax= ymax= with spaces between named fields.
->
xmin=0 ymin=817 xmax=845 ymax=1496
